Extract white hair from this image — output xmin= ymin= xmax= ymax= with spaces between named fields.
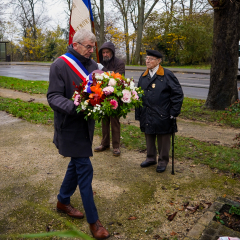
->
xmin=73 ymin=29 xmax=96 ymax=43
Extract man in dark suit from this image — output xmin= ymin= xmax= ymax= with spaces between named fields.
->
xmin=47 ymin=28 xmax=110 ymax=240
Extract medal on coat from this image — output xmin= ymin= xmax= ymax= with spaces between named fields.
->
xmin=152 ymin=83 xmax=156 ymax=88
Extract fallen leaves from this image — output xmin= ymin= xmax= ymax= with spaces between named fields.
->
xmin=170 ymin=231 xmax=178 ymax=236
xmin=186 ymin=205 xmax=199 ymax=213
xmin=28 ymin=98 xmax=35 ymax=102
xmin=167 ymin=212 xmax=177 ymax=221
xmin=165 ymin=200 xmax=213 ymax=223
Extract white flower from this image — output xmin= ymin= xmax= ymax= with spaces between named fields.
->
xmin=88 ymin=113 xmax=91 ymax=116
xmin=126 ymin=78 xmax=130 ymax=82
xmin=108 ymin=78 xmax=117 ymax=86
xmin=95 ymin=73 xmax=103 ymax=80
xmin=102 ymin=73 xmax=109 ymax=79
xmin=81 ymin=102 xmax=87 ymax=110
xmin=130 ymin=81 xmax=135 ymax=90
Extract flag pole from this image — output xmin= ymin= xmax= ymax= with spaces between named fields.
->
xmin=90 ymin=14 xmax=100 ymax=63
xmin=68 ymin=4 xmax=73 ymax=45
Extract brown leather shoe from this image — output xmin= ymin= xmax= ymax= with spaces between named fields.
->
xmin=57 ymin=201 xmax=84 ymax=219
xmin=94 ymin=145 xmax=110 ymax=152
xmin=90 ymin=220 xmax=110 ymax=240
xmin=113 ymin=148 xmax=120 ymax=156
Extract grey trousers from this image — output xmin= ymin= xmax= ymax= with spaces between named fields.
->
xmin=145 ymin=133 xmax=171 ymax=167
xmin=101 ymin=116 xmax=120 ymax=149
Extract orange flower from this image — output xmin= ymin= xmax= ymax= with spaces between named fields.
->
xmin=90 ymin=83 xmax=103 ymax=98
xmin=106 ymin=71 xmax=122 ymax=80
xmin=111 ymin=72 xmax=122 ymax=80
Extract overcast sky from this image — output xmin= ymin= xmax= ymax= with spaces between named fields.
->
xmin=44 ymin=0 xmax=69 ymax=30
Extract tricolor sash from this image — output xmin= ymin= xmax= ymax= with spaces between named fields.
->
xmin=59 ymin=53 xmax=89 ymax=83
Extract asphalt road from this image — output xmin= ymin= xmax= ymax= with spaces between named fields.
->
xmin=0 ymin=64 xmax=239 ymax=100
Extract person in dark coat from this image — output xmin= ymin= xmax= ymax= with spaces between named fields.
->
xmin=94 ymin=42 xmax=125 ymax=156
xmin=47 ymin=28 xmax=110 ymax=240
xmin=135 ymin=49 xmax=183 ymax=173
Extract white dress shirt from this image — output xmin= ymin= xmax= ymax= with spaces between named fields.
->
xmin=149 ymin=65 xmax=159 ymax=78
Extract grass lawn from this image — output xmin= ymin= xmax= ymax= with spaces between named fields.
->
xmin=0 ymin=96 xmax=239 ymax=174
xmin=0 ymin=76 xmax=239 ymax=128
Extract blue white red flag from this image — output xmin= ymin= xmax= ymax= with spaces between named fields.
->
xmin=68 ymin=0 xmax=94 ymax=45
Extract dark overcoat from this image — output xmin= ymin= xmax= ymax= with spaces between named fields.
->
xmin=47 ymin=45 xmax=98 ymax=157
xmin=135 ymin=65 xmax=184 ymax=135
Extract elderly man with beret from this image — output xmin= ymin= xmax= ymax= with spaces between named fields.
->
xmin=135 ymin=50 xmax=184 ymax=173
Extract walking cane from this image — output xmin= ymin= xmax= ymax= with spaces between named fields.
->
xmin=171 ymin=118 xmax=175 ymax=175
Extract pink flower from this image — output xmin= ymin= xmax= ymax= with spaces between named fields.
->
xmin=103 ymin=86 xmax=114 ymax=95
xmin=132 ymin=90 xmax=139 ymax=100
xmin=121 ymin=89 xmax=132 ymax=103
xmin=74 ymin=94 xmax=80 ymax=106
xmin=110 ymin=99 xmax=118 ymax=109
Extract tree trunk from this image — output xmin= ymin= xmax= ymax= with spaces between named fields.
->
xmin=125 ymin=27 xmax=130 ymax=65
xmin=133 ymin=0 xmax=159 ymax=64
xmin=205 ymin=1 xmax=240 ymax=110
xmin=113 ymin=0 xmax=130 ymax=64
xmin=99 ymin=0 xmax=104 ymax=47
xmin=189 ymin=0 xmax=193 ymax=15
xmin=134 ymin=0 xmax=145 ymax=65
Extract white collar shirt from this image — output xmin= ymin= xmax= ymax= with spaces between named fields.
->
xmin=149 ymin=65 xmax=159 ymax=78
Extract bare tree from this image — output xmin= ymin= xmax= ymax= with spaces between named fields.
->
xmin=10 ymin=0 xmax=49 ymax=39
xmin=0 ymin=0 xmax=7 ymax=40
xmin=113 ymin=0 xmax=132 ymax=64
xmin=132 ymin=0 xmax=160 ymax=64
xmin=205 ymin=0 xmax=240 ymax=110
xmin=92 ymin=0 xmax=105 ymax=47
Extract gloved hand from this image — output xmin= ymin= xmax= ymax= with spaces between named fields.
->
xmin=97 ymin=63 xmax=104 ymax=70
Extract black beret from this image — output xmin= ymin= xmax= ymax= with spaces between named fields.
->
xmin=146 ymin=49 xmax=162 ymax=58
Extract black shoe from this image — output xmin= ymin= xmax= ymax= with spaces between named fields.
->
xmin=140 ymin=160 xmax=157 ymax=168
xmin=156 ymin=166 xmax=166 ymax=173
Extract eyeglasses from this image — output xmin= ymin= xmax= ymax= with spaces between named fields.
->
xmin=77 ymin=42 xmax=96 ymax=51
xmin=145 ymin=57 xmax=158 ymax=61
